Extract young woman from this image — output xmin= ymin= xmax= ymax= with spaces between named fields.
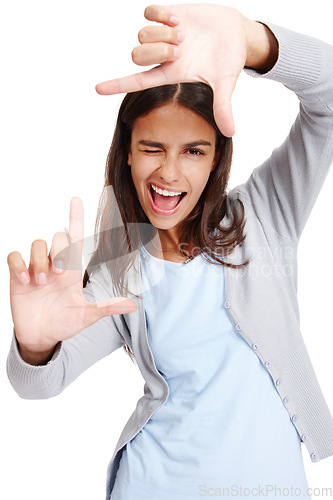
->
xmin=7 ymin=4 xmax=333 ymax=499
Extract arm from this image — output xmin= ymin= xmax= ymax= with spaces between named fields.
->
xmin=241 ymin=23 xmax=333 ymax=242
xmin=6 ymin=266 xmax=128 ymax=400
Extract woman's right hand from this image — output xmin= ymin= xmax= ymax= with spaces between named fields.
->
xmin=7 ymin=197 xmax=137 ymax=364
xmin=95 ymin=4 xmax=277 ymax=138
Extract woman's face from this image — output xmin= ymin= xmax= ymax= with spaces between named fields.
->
xmin=128 ymin=102 xmax=218 ymax=239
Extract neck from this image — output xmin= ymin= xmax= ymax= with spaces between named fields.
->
xmin=156 ymin=228 xmax=180 ymax=251
xmin=145 ymin=228 xmax=196 ymax=263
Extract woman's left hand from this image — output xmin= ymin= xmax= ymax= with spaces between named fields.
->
xmin=95 ymin=4 xmax=277 ymax=137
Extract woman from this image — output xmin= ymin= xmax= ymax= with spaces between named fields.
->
xmin=6 ymin=3 xmax=333 ymax=499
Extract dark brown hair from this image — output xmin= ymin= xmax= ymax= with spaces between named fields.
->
xmin=83 ymin=82 xmax=250 ymax=362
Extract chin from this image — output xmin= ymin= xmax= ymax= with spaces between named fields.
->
xmin=149 ymin=217 xmax=180 ymax=231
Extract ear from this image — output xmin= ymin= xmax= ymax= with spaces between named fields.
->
xmin=211 ymin=138 xmax=224 ymax=172
xmin=127 ymin=151 xmax=132 ymax=166
xmin=210 ymin=153 xmax=219 ymax=172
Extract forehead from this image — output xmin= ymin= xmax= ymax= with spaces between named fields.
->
xmin=131 ymin=103 xmax=216 ymax=143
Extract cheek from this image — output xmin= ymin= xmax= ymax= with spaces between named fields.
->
xmin=131 ymin=155 xmax=158 ymax=182
xmin=130 ymin=160 xmax=151 ymax=197
xmin=131 ymin=161 xmax=145 ymax=184
xmin=192 ymin=166 xmax=213 ymax=192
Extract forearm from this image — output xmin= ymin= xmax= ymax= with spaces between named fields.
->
xmin=242 ymin=22 xmax=333 ymax=242
xmin=6 ymin=332 xmax=65 ymax=399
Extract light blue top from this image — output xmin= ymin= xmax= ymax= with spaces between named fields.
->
xmin=110 ymin=242 xmax=311 ymax=499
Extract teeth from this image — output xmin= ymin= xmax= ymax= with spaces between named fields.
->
xmin=151 ymin=183 xmax=183 ymax=197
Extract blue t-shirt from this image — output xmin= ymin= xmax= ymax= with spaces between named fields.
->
xmin=110 ymin=243 xmax=310 ymax=499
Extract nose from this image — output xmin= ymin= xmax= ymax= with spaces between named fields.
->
xmin=157 ymin=157 xmax=181 ymax=185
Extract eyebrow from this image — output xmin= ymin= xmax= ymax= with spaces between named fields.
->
xmin=138 ymin=140 xmax=212 ymax=149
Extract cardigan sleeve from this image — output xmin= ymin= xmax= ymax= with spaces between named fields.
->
xmin=6 ymin=264 xmax=126 ymax=400
xmin=239 ymin=23 xmax=333 ymax=243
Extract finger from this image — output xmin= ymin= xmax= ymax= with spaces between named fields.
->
xmin=212 ymin=82 xmax=236 ymax=138
xmin=68 ymin=196 xmax=84 ymax=265
xmin=132 ymin=42 xmax=180 ymax=66
xmin=96 ymin=65 xmax=179 ymax=95
xmin=7 ymin=251 xmax=31 ymax=285
xmin=69 ymin=197 xmax=84 ymax=244
xmin=144 ymin=5 xmax=180 ymax=27
xmin=84 ymin=297 xmax=138 ymax=326
xmin=29 ymin=239 xmax=49 ymax=285
xmin=50 ymin=232 xmax=70 ymax=274
xmin=138 ymin=25 xmax=183 ymax=45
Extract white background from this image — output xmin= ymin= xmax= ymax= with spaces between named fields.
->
xmin=1 ymin=0 xmax=332 ymax=498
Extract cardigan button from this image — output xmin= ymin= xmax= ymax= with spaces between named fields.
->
xmin=292 ymin=415 xmax=298 ymax=422
xmin=252 ymin=343 xmax=259 ymax=350
xmin=310 ymin=453 xmax=318 ymax=462
xmin=275 ymin=378 xmax=282 ymax=386
xmin=224 ymin=301 xmax=231 ymax=309
xmin=283 ymin=397 xmax=289 ymax=404
xmin=264 ymin=361 xmax=272 ymax=368
xmin=301 ymin=434 xmax=308 ymax=441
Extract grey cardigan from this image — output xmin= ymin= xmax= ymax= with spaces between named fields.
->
xmin=6 ymin=22 xmax=333 ymax=499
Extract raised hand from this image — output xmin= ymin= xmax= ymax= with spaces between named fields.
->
xmin=95 ymin=4 xmax=277 ymax=137
xmin=7 ymin=197 xmax=137 ymax=364
xmin=95 ymin=4 xmax=246 ymax=137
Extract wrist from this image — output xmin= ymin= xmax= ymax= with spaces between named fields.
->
xmin=17 ymin=340 xmax=59 ymax=366
xmin=244 ymin=18 xmax=279 ymax=72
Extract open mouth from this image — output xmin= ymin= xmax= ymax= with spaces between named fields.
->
xmin=148 ymin=183 xmax=187 ymax=214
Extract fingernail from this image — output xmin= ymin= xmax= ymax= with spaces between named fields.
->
xmin=177 ymin=30 xmax=183 ymax=43
xmin=53 ymin=260 xmax=65 ymax=274
xmin=37 ymin=272 xmax=47 ymax=285
xmin=169 ymin=15 xmax=179 ymax=26
xmin=173 ymin=46 xmax=181 ymax=59
xmin=20 ymin=272 xmax=30 ymax=285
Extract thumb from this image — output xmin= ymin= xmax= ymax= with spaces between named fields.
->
xmin=95 ymin=65 xmax=176 ymax=95
xmin=212 ymin=83 xmax=236 ymax=138
xmin=85 ymin=297 xmax=137 ymax=326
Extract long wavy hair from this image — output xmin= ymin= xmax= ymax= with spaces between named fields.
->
xmin=83 ymin=82 xmax=250 ymax=362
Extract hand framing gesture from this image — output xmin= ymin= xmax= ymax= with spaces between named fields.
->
xmin=7 ymin=197 xmax=137 ymax=364
xmin=95 ymin=4 xmax=276 ymax=137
